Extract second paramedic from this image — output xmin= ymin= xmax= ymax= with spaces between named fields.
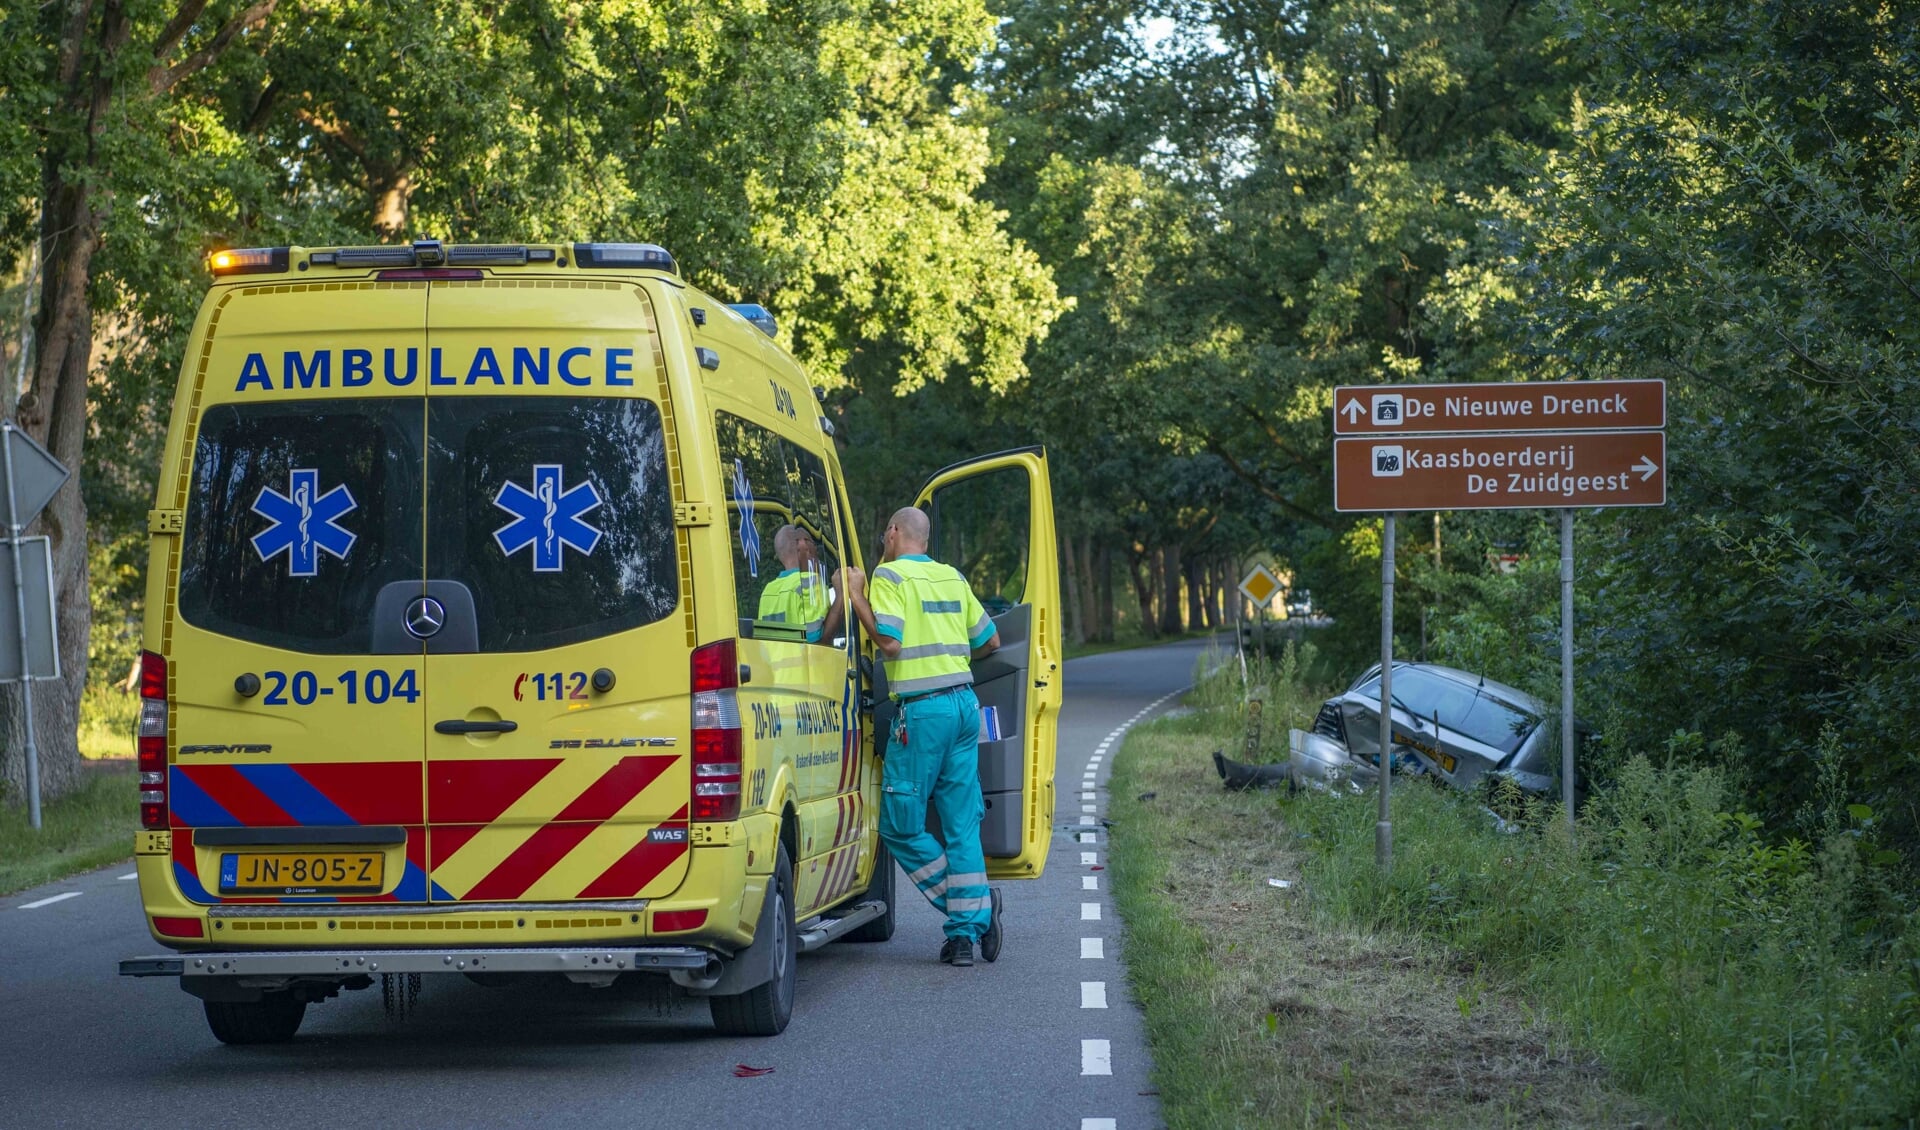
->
xmin=757 ymin=524 xmax=844 ymax=643
xmin=844 ymin=507 xmax=1004 ymax=967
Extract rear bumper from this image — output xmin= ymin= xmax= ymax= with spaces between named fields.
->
xmin=119 ymin=946 xmax=714 ymax=980
xmin=131 ymin=815 xmax=775 ymax=951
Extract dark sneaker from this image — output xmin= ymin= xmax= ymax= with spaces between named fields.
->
xmin=947 ymin=938 xmax=974 ymax=967
xmin=938 ymin=937 xmax=960 ymax=965
xmin=980 ymin=888 xmax=1004 ymax=963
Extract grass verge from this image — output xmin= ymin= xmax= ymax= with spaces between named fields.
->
xmin=1109 ymin=702 xmax=1648 ymax=1128
xmin=0 ymin=766 xmax=135 ymax=896
xmin=1113 ymin=646 xmax=1920 ymax=1127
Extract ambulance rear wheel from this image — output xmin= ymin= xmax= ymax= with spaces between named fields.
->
xmin=709 ymin=847 xmax=796 ymax=1037
xmin=204 ymin=992 xmax=306 ymax=1045
xmin=845 ymin=842 xmax=896 ymax=943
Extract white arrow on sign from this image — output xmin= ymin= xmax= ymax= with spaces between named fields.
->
xmin=1341 ymin=400 xmax=1367 ymax=424
xmin=1633 ymin=456 xmax=1659 ymax=482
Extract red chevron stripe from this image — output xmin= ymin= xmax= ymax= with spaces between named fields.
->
xmin=832 ymin=796 xmax=847 ymax=848
xmin=429 ymin=823 xmax=484 ymax=868
xmin=182 ymin=765 xmax=296 ymax=828
xmin=428 ymin=758 xmax=562 ymax=825
xmin=554 ymin=755 xmax=678 ymax=822
xmin=297 ymin=762 xmax=423 ymax=825
xmin=462 ymin=821 xmax=597 ymax=902
xmin=576 ymin=816 xmax=691 ymax=899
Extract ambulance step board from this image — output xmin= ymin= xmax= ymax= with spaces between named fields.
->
xmin=796 ymin=901 xmax=887 ymax=953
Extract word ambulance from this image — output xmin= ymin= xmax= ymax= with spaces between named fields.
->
xmin=117 ymin=241 xmax=1062 ymax=1046
xmin=234 ymin=344 xmax=645 ymax=391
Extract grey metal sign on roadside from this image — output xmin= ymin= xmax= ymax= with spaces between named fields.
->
xmin=0 ymin=535 xmax=57 ymax=679
xmin=1 ymin=424 xmax=70 ymax=526
xmin=3 ymin=419 xmax=70 ymax=832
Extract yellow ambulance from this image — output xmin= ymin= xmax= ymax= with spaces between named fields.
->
xmin=117 ymin=241 xmax=1061 ymax=1043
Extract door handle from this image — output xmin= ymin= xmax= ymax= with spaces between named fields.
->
xmin=435 ymin=719 xmax=518 ymax=735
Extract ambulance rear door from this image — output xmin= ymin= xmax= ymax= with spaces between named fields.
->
xmin=163 ymin=280 xmax=430 ymax=907
xmin=418 ymin=279 xmax=696 ymax=905
xmin=915 ymin=447 xmax=1061 ymax=879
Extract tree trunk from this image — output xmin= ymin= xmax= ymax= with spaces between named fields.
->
xmin=1077 ymin=535 xmax=1098 ymax=644
xmin=1129 ymin=551 xmax=1157 ymax=638
xmin=1 ymin=0 xmax=129 ymax=806
xmin=1185 ymin=554 xmax=1207 ymax=631
xmin=1158 ymin=545 xmax=1183 ymax=635
xmin=1095 ymin=544 xmax=1114 ymax=643
xmin=1059 ymin=530 xmax=1085 ymax=647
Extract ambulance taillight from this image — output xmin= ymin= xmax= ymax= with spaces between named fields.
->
xmin=690 ymin=639 xmax=742 ymax=821
xmin=137 ymin=650 xmax=168 ymax=830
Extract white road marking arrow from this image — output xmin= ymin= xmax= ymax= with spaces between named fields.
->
xmin=1341 ymin=399 xmax=1367 ymax=423
xmin=1633 ymin=455 xmax=1659 ymax=481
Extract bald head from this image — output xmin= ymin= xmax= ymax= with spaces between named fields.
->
xmin=773 ymin=524 xmax=815 ymax=568
xmin=885 ymin=507 xmax=929 ymax=559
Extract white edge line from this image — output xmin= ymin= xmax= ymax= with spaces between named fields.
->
xmin=17 ymin=891 xmax=83 ymax=910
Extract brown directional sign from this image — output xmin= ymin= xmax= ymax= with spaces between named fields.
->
xmin=1334 ymin=379 xmax=1665 ymax=435
xmin=1334 ymin=431 xmax=1666 ymax=512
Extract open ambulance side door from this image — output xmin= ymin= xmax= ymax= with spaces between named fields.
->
xmin=916 ymin=447 xmax=1061 ymax=880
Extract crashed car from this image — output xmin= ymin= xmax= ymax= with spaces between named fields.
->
xmin=1291 ymin=662 xmax=1589 ymax=801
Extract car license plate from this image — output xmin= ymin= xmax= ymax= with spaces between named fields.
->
xmin=1432 ymin=749 xmax=1458 ymax=773
xmin=219 ymin=851 xmax=385 ymax=894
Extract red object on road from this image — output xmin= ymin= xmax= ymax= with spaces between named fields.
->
xmin=733 ymin=1064 xmax=776 ymax=1077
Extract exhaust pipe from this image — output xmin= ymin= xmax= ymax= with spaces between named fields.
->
xmin=668 ymin=955 xmax=725 ymax=991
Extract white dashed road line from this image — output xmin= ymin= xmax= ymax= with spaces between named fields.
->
xmin=118 ymin=872 xmax=137 ymax=881
xmin=1073 ymin=687 xmax=1185 ymax=1129
xmin=17 ymin=892 xmax=82 ymax=910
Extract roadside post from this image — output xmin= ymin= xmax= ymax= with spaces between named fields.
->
xmin=1378 ymin=514 xmax=1395 ymax=869
xmin=1333 ymin=380 xmax=1667 ymax=847
xmin=0 ymin=420 xmax=71 ymax=830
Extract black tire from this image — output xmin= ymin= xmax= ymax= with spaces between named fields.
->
xmin=204 ymin=992 xmax=306 ymax=1045
xmin=709 ymin=846 xmax=797 ymax=1037
xmin=845 ymin=841 xmax=897 ymax=943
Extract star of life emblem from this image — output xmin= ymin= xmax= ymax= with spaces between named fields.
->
xmin=733 ymin=458 xmax=760 ymax=578
xmin=251 ymin=468 xmax=357 ymax=577
xmin=493 ymin=464 xmax=603 ymax=572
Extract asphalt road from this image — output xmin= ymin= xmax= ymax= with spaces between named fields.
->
xmin=0 ymin=636 xmax=1211 ymax=1129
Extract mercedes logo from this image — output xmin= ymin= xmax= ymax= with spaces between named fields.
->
xmin=404 ymin=596 xmax=446 ymax=640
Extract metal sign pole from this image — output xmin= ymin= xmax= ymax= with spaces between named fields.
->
xmin=1560 ymin=508 xmax=1575 ymax=836
xmin=2 ymin=421 xmax=42 ymax=830
xmin=1377 ymin=513 xmax=1395 ymax=870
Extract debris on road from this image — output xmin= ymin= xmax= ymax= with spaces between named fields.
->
xmin=732 ymin=1064 xmax=776 ymax=1078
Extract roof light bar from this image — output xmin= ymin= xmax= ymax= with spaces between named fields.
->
xmin=447 ymin=245 xmax=557 ymax=266
xmin=333 ymin=247 xmax=419 ymax=268
xmin=207 ymin=247 xmax=289 ymax=276
xmin=574 ymin=243 xmax=678 ymax=273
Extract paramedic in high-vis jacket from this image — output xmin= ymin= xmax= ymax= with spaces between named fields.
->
xmin=843 ymin=507 xmax=1004 ymax=967
xmin=757 ymin=523 xmax=844 ymax=643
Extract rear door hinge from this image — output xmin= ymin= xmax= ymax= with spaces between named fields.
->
xmin=147 ymin=509 xmax=183 ymax=535
xmin=674 ymin=502 xmax=712 ymax=528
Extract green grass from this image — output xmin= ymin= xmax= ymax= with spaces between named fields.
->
xmin=1107 ymin=647 xmax=1647 ymax=1128
xmin=0 ymin=766 xmax=136 ymax=895
xmin=77 ymin=677 xmax=139 ymax=760
xmin=1113 ymin=645 xmax=1920 ymax=1127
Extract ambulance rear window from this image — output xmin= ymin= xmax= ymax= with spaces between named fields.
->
xmin=426 ymin=396 xmax=679 ymax=651
xmin=178 ymin=401 xmax=423 ymax=652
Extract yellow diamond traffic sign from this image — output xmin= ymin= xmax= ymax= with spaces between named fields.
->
xmin=1238 ymin=564 xmax=1281 ymax=609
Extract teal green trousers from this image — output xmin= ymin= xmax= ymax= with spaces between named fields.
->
xmin=879 ymin=687 xmax=991 ymax=940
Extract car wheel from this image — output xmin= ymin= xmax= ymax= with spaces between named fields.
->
xmin=204 ymin=992 xmax=306 ymax=1045
xmin=709 ymin=846 xmax=797 ymax=1037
